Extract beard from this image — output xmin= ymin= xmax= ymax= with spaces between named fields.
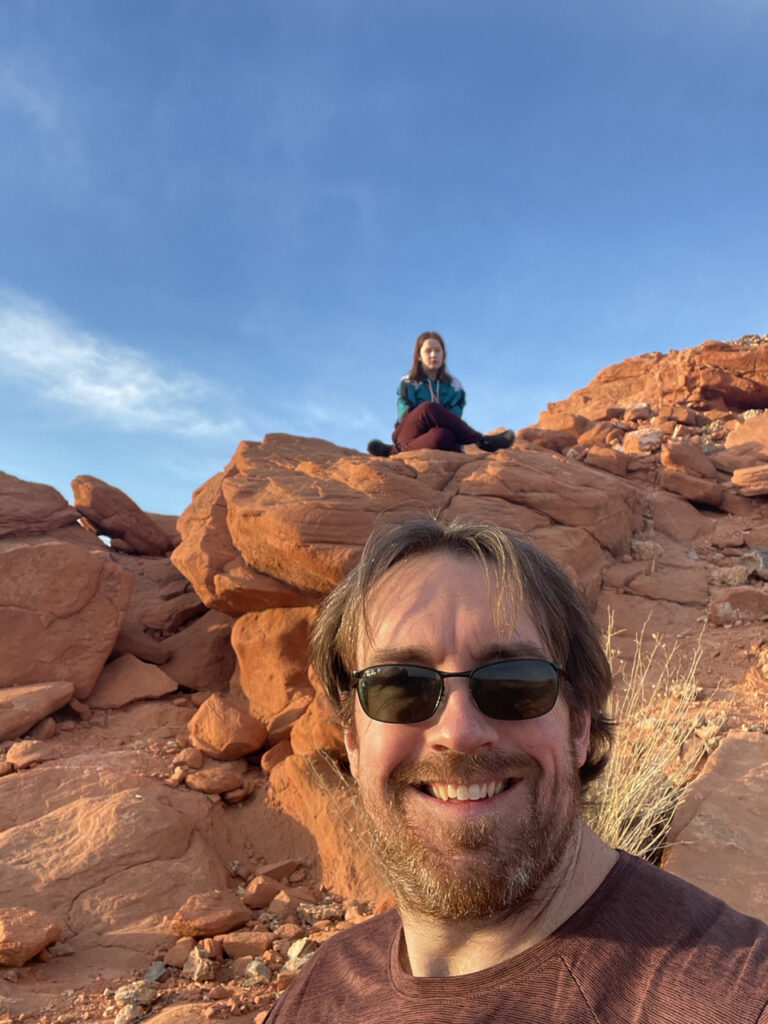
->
xmin=357 ymin=747 xmax=582 ymax=922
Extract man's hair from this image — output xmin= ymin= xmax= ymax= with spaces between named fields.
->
xmin=310 ymin=516 xmax=614 ymax=785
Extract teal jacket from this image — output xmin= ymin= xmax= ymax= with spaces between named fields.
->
xmin=396 ymin=374 xmax=466 ymax=424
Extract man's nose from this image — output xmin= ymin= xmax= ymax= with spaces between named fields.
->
xmin=423 ymin=680 xmax=499 ymax=753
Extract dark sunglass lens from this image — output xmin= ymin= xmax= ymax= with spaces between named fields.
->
xmin=358 ymin=665 xmax=442 ymax=724
xmin=472 ymin=660 xmax=559 ymax=720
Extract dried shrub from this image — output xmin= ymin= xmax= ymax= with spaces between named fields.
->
xmin=585 ymin=616 xmax=727 ymax=861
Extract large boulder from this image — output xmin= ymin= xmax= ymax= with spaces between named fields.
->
xmin=0 ymin=538 xmax=134 ymax=698
xmin=0 ymin=472 xmax=79 ymax=538
xmin=0 ymin=681 xmax=75 ymax=742
xmin=231 ymin=607 xmax=316 ymax=722
xmin=160 ymin=609 xmax=236 ymax=692
xmin=665 ymin=732 xmax=768 ymax=922
xmin=0 ymin=775 xmax=229 ymax=954
xmin=173 ymin=435 xmax=642 ymax=618
xmin=88 ymin=655 xmax=178 ymax=709
xmin=187 ymin=694 xmax=267 ymax=760
xmin=71 ymin=475 xmax=172 ymax=556
xmin=0 ymin=906 xmax=62 ymax=966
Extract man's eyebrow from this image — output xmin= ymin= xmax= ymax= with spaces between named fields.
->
xmin=360 ymin=641 xmax=553 ymax=666
xmin=363 ymin=647 xmax=433 ymax=665
xmin=483 ymin=642 xmax=553 ymax=661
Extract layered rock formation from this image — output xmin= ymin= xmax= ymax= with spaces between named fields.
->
xmin=1 ymin=335 xmax=768 ymax=1020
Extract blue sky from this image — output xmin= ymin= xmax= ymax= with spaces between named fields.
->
xmin=2 ymin=0 xmax=767 ymax=514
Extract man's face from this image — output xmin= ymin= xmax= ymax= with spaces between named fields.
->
xmin=345 ymin=551 xmax=590 ymax=921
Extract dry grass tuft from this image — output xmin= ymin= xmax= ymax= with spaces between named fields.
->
xmin=585 ymin=616 xmax=727 ymax=861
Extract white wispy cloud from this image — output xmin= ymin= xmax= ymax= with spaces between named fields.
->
xmin=0 ymin=69 xmax=58 ymax=132
xmin=0 ymin=291 xmax=243 ymax=437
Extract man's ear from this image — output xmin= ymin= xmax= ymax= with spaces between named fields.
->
xmin=571 ymin=709 xmax=591 ymax=769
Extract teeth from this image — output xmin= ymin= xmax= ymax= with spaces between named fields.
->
xmin=427 ymin=780 xmax=508 ymax=802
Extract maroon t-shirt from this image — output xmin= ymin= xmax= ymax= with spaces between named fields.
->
xmin=267 ymin=852 xmax=768 ymax=1023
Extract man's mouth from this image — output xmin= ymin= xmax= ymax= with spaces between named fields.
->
xmin=418 ymin=779 xmax=514 ymax=802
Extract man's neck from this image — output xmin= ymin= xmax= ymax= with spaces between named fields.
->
xmin=397 ymin=826 xmax=618 ymax=978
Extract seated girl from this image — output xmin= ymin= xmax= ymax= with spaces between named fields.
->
xmin=367 ymin=331 xmax=515 ymax=457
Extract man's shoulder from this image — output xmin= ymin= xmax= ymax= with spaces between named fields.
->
xmin=609 ymin=851 xmax=768 ymax=934
xmin=560 ymin=851 xmax=768 ymax=1017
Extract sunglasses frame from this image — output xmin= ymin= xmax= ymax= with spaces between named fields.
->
xmin=350 ymin=658 xmax=564 ymax=724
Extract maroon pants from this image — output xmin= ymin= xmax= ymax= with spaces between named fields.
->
xmin=393 ymin=402 xmax=483 ymax=452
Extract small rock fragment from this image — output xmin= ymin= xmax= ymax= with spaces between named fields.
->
xmin=181 ymin=946 xmax=215 ymax=982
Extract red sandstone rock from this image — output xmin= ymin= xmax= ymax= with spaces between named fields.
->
xmin=622 ymin=428 xmax=664 ymax=454
xmin=147 ymin=512 xmax=182 ymax=550
xmin=267 ymin=701 xmax=313 ymax=745
xmin=261 ymin=740 xmax=292 ymax=775
xmin=243 ymin=875 xmax=283 ymax=910
xmin=583 ymin=446 xmax=629 ymax=476
xmin=0 ymin=681 xmax=75 ymax=741
xmin=0 ymin=905 xmax=62 ymax=966
xmin=732 ymin=464 xmax=768 ymax=496
xmin=545 ymin=337 xmax=768 ymax=418
xmin=658 ymin=402 xmax=703 ymax=426
xmin=625 ymin=565 xmax=709 ymax=606
xmin=220 ymin=929 xmax=272 ymax=958
xmin=515 ymin=426 xmax=576 ymax=451
xmin=6 ymin=739 xmax=55 ymax=768
xmin=173 ymin=747 xmax=204 ymax=769
xmin=711 ymin=442 xmax=766 ymax=473
xmin=659 ymin=468 xmax=723 ymax=506
xmin=650 ymin=491 xmax=710 ymax=541
xmin=711 ymin=523 xmax=746 ymax=548
xmin=746 ymin=525 xmax=768 ymax=548
xmin=710 ymin=586 xmax=768 ymax=625
xmin=527 ymin=524 xmax=611 ymax=608
xmin=170 ymin=889 xmax=251 ymax=938
xmin=258 ymin=859 xmax=302 ymax=882
xmin=665 ymin=732 xmax=768 ymax=922
xmin=577 ymin=421 xmax=621 ymax=446
xmin=0 ymin=778 xmax=231 ymax=958
xmin=288 ymin=684 xmax=346 ymax=759
xmin=187 ymin=694 xmax=267 ymax=760
xmin=174 ymin=436 xmax=641 ymax=626
xmin=71 ymin=475 xmax=171 ymax=556
xmin=163 ymin=936 xmax=196 ymax=967
xmin=724 ymin=411 xmax=768 ymax=451
xmin=454 ymin=449 xmax=639 ymax=556
xmin=444 ymin=494 xmax=549 ymax=533
xmin=223 ymin=437 xmax=442 ymax=593
xmin=719 ymin=489 xmax=758 ymax=515
xmin=172 ymin=469 xmax=322 ymax=614
xmin=660 ymin=441 xmax=717 ymax=479
xmin=88 ymin=655 xmax=178 ymax=709
xmin=231 ymin=607 xmax=316 ymax=722
xmin=0 ymin=473 xmax=80 ymax=538
xmin=160 ymin=610 xmax=236 ymax=692
xmin=112 ymin=552 xmax=204 ymax=638
xmin=184 ymin=765 xmax=243 ymax=794
xmin=111 ymin=619 xmax=171 ymax=664
xmin=0 ymin=538 xmax=134 ymax=698
xmin=537 ymin=411 xmax=593 ymax=436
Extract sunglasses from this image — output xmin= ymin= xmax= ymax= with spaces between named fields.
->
xmin=350 ymin=659 xmax=563 ymax=725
